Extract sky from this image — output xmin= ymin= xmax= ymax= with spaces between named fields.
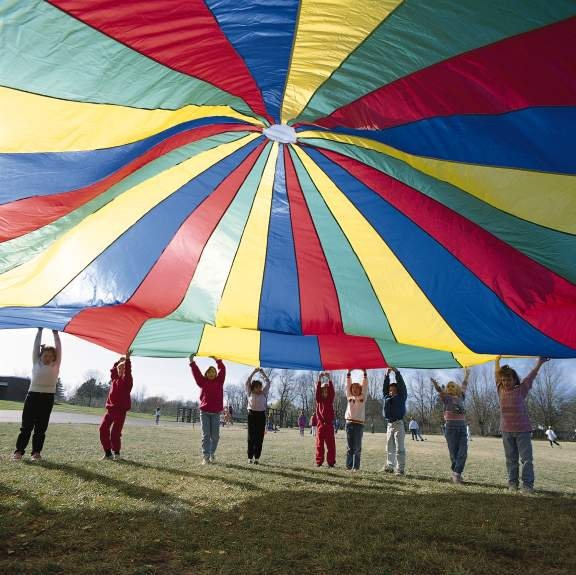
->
xmin=1 ymin=328 xmax=575 ymax=402
xmin=0 ymin=328 xmax=253 ymax=403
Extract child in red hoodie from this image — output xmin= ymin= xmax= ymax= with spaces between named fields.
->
xmin=189 ymin=354 xmax=226 ymax=465
xmin=99 ymin=350 xmax=133 ymax=460
xmin=315 ymin=372 xmax=336 ymax=468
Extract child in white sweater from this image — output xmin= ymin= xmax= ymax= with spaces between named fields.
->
xmin=345 ymin=369 xmax=368 ymax=471
xmin=13 ymin=328 xmax=62 ymax=461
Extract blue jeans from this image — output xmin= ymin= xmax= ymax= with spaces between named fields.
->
xmin=345 ymin=422 xmax=364 ymax=470
xmin=502 ymin=431 xmax=534 ymax=488
xmin=200 ymin=411 xmax=220 ymax=457
xmin=445 ymin=423 xmax=468 ymax=474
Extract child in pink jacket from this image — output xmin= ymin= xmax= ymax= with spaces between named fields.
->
xmin=100 ymin=350 xmax=133 ymax=460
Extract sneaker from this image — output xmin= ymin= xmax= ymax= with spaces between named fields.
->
xmin=112 ymin=453 xmax=123 ymax=461
xmin=100 ymin=454 xmax=113 ymax=461
xmin=451 ymin=472 xmax=463 ymax=484
xmin=328 ymin=464 xmax=335 ymax=468
xmin=201 ymin=457 xmax=209 ymax=465
xmin=507 ymin=482 xmax=519 ymax=492
xmin=30 ymin=452 xmax=42 ymax=461
xmin=522 ymin=485 xmax=535 ymax=495
xmin=248 ymin=458 xmax=254 ymax=464
xmin=394 ymin=470 xmax=405 ymax=476
xmin=316 ymin=463 xmax=323 ymax=467
xmin=379 ymin=466 xmax=394 ymax=474
xmin=209 ymin=455 xmax=215 ymax=464
xmin=253 ymin=459 xmax=259 ymax=465
xmin=11 ymin=452 xmax=23 ymax=461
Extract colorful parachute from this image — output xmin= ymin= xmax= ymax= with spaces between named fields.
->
xmin=0 ymin=1 xmax=575 ymax=370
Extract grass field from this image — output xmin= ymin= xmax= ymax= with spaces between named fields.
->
xmin=0 ymin=400 xmax=152 ymax=419
xmin=1 ymin=423 xmax=574 ymax=575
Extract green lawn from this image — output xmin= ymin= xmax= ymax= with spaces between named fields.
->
xmin=1 ymin=424 xmax=574 ymax=575
xmin=0 ymin=400 xmax=152 ymax=419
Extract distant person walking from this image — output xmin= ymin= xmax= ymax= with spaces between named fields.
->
xmin=545 ymin=426 xmax=561 ymax=447
xmin=12 ymin=328 xmax=62 ymax=461
xmin=298 ymin=411 xmax=307 ymax=437
xmin=154 ymin=407 xmax=161 ymax=425
xmin=408 ymin=418 xmax=420 ymax=441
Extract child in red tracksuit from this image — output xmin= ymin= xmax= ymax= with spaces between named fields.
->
xmin=99 ymin=350 xmax=133 ymax=460
xmin=315 ymin=372 xmax=336 ymax=468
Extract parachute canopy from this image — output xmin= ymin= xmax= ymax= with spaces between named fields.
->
xmin=1 ymin=0 xmax=575 ymax=369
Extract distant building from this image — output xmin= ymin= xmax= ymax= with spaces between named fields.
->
xmin=0 ymin=376 xmax=30 ymax=401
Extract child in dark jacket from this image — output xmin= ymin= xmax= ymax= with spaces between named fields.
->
xmin=315 ymin=372 xmax=336 ymax=467
xmin=382 ymin=368 xmax=407 ymax=475
xmin=100 ymin=350 xmax=133 ymax=460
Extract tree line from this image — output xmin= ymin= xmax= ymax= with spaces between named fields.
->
xmin=63 ymin=362 xmax=576 ymax=436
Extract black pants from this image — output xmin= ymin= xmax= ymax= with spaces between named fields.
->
xmin=15 ymin=392 xmax=55 ymax=454
xmin=247 ymin=410 xmax=266 ymax=460
xmin=411 ymin=430 xmax=418 ymax=440
xmin=548 ymin=439 xmax=560 ymax=447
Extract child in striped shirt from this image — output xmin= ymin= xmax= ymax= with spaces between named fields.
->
xmin=495 ymin=356 xmax=548 ymax=493
xmin=432 ymin=368 xmax=469 ymax=484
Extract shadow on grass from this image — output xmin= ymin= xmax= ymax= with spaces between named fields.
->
xmin=118 ymin=459 xmax=261 ymax=492
xmin=220 ymin=462 xmax=407 ymax=493
xmin=39 ymin=460 xmax=193 ymax=508
xmin=2 ymin=485 xmax=576 ymax=575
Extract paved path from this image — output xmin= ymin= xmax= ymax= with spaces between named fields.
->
xmin=0 ymin=410 xmax=165 ymax=426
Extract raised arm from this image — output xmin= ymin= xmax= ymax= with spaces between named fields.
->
xmin=216 ymin=358 xmax=226 ymax=384
xmin=431 ymin=377 xmax=444 ymax=397
xmin=522 ymin=357 xmax=549 ymax=392
xmin=394 ymin=368 xmax=407 ymax=399
xmin=189 ymin=354 xmax=204 ymax=387
xmin=328 ymin=379 xmax=335 ymax=402
xmin=124 ymin=351 xmax=133 ymax=388
xmin=260 ymin=369 xmax=271 ymax=395
xmin=346 ymin=370 xmax=352 ymax=397
xmin=52 ymin=330 xmax=62 ymax=367
xmin=32 ymin=328 xmax=42 ymax=362
xmin=494 ymin=356 xmax=501 ymax=382
xmin=245 ymin=368 xmax=258 ymax=395
xmin=383 ymin=369 xmax=390 ymax=397
xmin=461 ymin=367 xmax=469 ymax=395
xmin=361 ymin=369 xmax=368 ymax=398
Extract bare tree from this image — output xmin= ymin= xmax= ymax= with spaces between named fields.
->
xmin=330 ymin=371 xmax=348 ymax=420
xmin=131 ymin=385 xmax=148 ymax=412
xmin=465 ymin=365 xmax=499 ymax=436
xmin=224 ymin=383 xmax=248 ymax=415
xmin=295 ymin=371 xmax=317 ymax=413
xmin=272 ymin=369 xmax=297 ymax=426
xmin=528 ymin=361 xmax=570 ymax=428
xmin=407 ymin=371 xmax=436 ymax=431
xmin=368 ymin=369 xmax=385 ymax=400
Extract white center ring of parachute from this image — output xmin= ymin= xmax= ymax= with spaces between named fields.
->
xmin=263 ymin=124 xmax=297 ymax=144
